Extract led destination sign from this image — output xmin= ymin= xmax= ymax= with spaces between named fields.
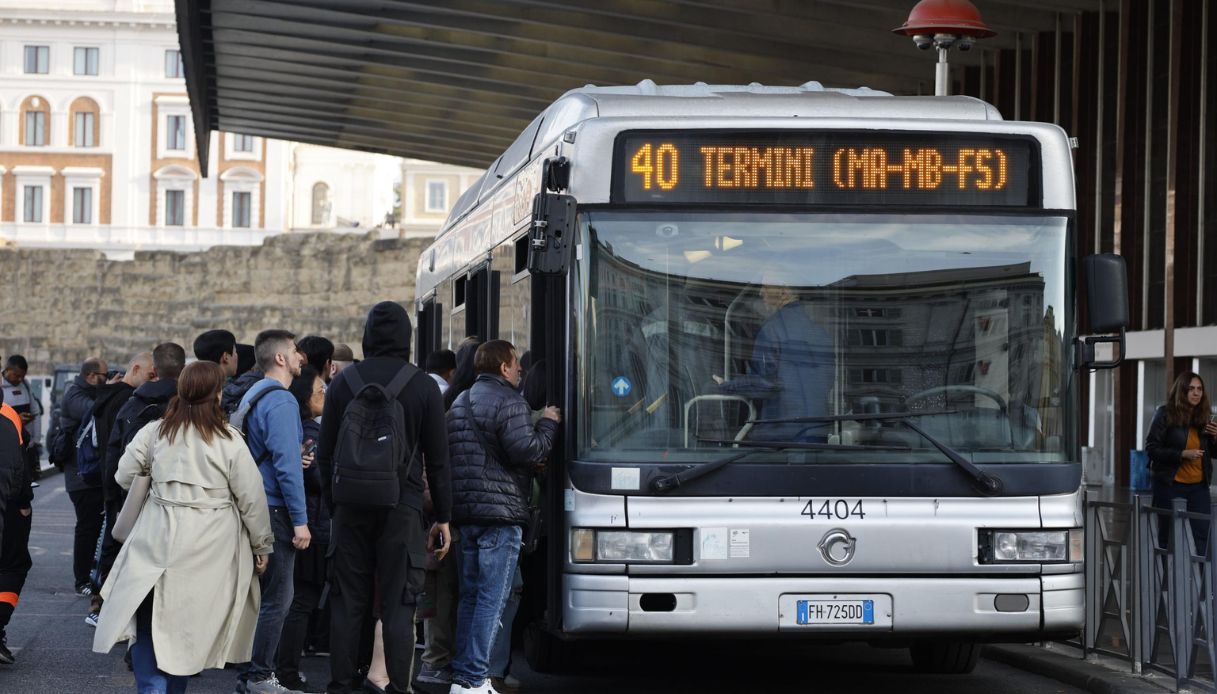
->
xmin=614 ymin=131 xmax=1038 ymax=207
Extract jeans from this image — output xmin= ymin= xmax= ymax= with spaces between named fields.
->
xmin=452 ymin=525 xmax=523 ymax=688
xmin=240 ymin=506 xmax=296 ymax=684
xmin=132 ymin=595 xmax=190 ymax=694
xmin=276 ymin=543 xmax=326 ymax=685
xmin=1152 ymin=479 xmax=1212 ymax=553
xmin=487 ymin=563 xmax=522 ymax=678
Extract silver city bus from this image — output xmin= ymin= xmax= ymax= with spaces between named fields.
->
xmin=413 ymin=82 xmax=1127 ymax=674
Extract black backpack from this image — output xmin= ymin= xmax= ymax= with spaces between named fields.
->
xmin=229 ymin=385 xmax=288 ymax=464
xmin=120 ymin=397 xmax=169 ymax=449
xmin=331 ymin=364 xmax=421 ymax=508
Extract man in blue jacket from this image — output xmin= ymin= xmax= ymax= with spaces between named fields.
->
xmin=236 ymin=329 xmax=310 ymax=694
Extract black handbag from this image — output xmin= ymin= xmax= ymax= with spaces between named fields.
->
xmin=465 ymin=396 xmax=543 ymax=554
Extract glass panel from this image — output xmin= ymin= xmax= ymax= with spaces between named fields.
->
xmin=73 ymin=187 xmax=92 ymax=224
xmin=311 ymin=182 xmax=329 ymax=225
xmin=166 ymin=190 xmax=185 ymax=226
xmin=23 ymin=186 xmax=43 ymax=223
xmin=24 ymin=112 xmax=45 ymax=146
xmin=232 ymin=191 xmax=251 ymax=228
xmin=167 ymin=116 xmax=185 ymax=150
xmin=234 ymin=134 xmax=254 ymax=152
xmin=164 ymin=49 xmax=183 ymax=78
xmin=427 ymin=181 xmax=447 ymax=211
xmin=578 ymin=211 xmax=1072 ymax=465
xmin=74 ymin=47 xmax=98 ymax=75
xmin=25 ymin=46 xmax=48 ymax=74
xmin=75 ymin=112 xmax=95 ymax=147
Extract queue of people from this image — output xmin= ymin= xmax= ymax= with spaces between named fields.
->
xmin=0 ymin=302 xmax=557 ymax=694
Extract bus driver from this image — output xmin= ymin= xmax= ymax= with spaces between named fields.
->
xmin=716 ymin=274 xmax=833 ymax=442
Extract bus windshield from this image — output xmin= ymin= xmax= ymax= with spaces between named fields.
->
xmin=577 ymin=211 xmax=1071 ymax=465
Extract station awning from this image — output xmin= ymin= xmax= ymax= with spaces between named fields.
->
xmin=176 ymin=0 xmax=1101 ymax=174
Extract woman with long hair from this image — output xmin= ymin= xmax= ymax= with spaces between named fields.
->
xmin=93 ymin=361 xmax=273 ymax=693
xmin=1146 ymin=371 xmax=1217 ymax=550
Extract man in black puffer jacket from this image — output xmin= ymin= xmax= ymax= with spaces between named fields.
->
xmin=446 ymin=340 xmax=559 ymax=694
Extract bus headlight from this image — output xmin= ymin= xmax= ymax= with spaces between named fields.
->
xmin=571 ymin=528 xmax=676 ymax=563
xmin=979 ymin=529 xmax=1082 ymax=563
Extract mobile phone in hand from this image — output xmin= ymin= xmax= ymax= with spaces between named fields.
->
xmin=304 ymin=440 xmax=317 ymax=457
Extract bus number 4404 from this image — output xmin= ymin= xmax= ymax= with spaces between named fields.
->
xmin=801 ymin=499 xmax=866 ymax=520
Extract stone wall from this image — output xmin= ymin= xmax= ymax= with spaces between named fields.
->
xmin=0 ymin=232 xmax=426 ymax=373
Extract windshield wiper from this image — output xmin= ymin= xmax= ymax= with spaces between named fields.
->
xmin=650 ymin=439 xmax=909 ymax=494
xmin=746 ymin=411 xmax=1005 ymax=496
xmin=650 ymin=444 xmax=785 ymax=494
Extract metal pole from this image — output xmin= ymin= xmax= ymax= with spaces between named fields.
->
xmin=1171 ymin=498 xmax=1188 ymax=689
xmin=936 ymin=46 xmax=950 ymax=96
xmin=1133 ymin=493 xmax=1149 ymax=673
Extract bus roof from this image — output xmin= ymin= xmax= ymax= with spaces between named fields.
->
xmin=440 ymin=81 xmax=1003 ymax=235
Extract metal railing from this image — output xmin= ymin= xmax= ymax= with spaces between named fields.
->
xmin=1081 ymin=491 xmax=1216 ymax=691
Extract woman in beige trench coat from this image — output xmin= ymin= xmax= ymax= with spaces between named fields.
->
xmin=93 ymin=361 xmax=273 ymax=692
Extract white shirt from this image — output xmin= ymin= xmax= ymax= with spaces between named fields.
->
xmin=429 ymin=372 xmax=450 ymax=395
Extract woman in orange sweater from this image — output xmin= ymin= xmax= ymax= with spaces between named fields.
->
xmin=1145 ymin=371 xmax=1217 ymax=552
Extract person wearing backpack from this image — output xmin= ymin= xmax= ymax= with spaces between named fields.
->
xmin=91 ymin=344 xmax=185 ymax=627
xmin=317 ymin=301 xmax=452 ymax=694
xmin=446 ymin=340 xmax=559 ymax=694
xmin=234 ymin=330 xmax=310 ymax=694
xmin=58 ymin=358 xmax=110 ymax=597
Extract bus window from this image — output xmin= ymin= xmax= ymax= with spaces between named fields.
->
xmin=497 ymin=239 xmax=531 ymax=356
xmin=415 ymin=298 xmax=442 ymax=368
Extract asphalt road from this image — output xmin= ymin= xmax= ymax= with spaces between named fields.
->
xmin=0 ymin=472 xmax=1085 ymax=693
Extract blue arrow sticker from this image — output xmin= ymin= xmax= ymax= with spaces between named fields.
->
xmin=610 ymin=376 xmax=632 ymax=398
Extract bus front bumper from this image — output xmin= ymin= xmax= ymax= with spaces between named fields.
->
xmin=563 ymin=572 xmax=1082 ymax=637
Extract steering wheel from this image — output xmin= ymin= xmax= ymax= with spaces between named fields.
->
xmin=905 ymin=385 xmax=1007 ymax=412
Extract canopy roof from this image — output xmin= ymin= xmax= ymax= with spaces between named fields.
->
xmin=176 ymin=0 xmax=1100 ymax=174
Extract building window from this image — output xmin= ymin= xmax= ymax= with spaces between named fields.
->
xmin=232 ymin=191 xmax=252 ymax=228
xmin=233 ymin=134 xmax=255 ymax=152
xmin=23 ymin=186 xmax=43 ymax=223
xmin=164 ymin=49 xmax=184 ymax=78
xmin=166 ymin=115 xmax=186 ymax=151
xmin=74 ymin=47 xmax=99 ymax=76
xmin=311 ymin=182 xmax=330 ymax=225
xmin=74 ymin=112 xmax=95 ymax=147
xmin=165 ymin=190 xmax=185 ymax=226
xmin=24 ymin=46 xmax=49 ymax=74
xmin=72 ymin=187 xmax=93 ymax=224
xmin=426 ymin=180 xmax=448 ymax=212
xmin=24 ymin=111 xmax=46 ymax=146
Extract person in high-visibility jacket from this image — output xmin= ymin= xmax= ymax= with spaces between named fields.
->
xmin=0 ymin=399 xmax=33 ymax=665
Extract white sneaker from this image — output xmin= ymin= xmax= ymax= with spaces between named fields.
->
xmin=448 ymin=680 xmax=501 ymax=694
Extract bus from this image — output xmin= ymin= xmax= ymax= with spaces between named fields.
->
xmin=413 ymin=81 xmax=1127 ymax=674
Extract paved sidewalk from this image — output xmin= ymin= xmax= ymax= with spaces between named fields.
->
xmin=986 ymin=643 xmax=1191 ymax=694
xmin=0 ymin=470 xmax=331 ymax=693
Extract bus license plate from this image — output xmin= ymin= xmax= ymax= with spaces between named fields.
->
xmin=796 ymin=599 xmax=874 ymax=625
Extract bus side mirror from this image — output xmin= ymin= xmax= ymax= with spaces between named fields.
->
xmin=1076 ymin=253 xmax=1128 ymax=370
xmin=527 ymin=192 xmax=576 ymax=275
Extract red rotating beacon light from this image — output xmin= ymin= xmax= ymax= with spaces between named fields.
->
xmin=892 ymin=0 xmax=996 ymax=95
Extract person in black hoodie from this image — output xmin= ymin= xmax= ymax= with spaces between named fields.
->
xmin=317 ymin=301 xmax=452 ymax=694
